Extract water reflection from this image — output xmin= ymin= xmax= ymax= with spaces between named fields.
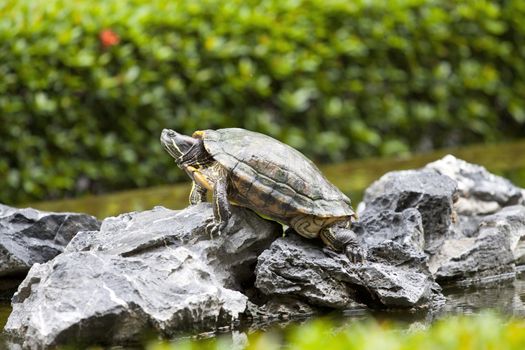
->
xmin=442 ymin=273 xmax=525 ymax=317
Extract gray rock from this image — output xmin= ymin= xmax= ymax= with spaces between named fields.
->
xmin=419 ymin=155 xmax=525 ymax=284
xmin=358 ymin=155 xmax=525 ymax=286
xmin=4 ymin=204 xmax=281 ymax=349
xmin=360 ymin=170 xmax=458 ymax=251
xmin=357 ymin=208 xmax=424 ymax=248
xmin=429 ymin=205 xmax=525 ymax=284
xmin=65 ymin=204 xmax=280 ymax=290
xmin=255 ymin=233 xmax=441 ymax=310
xmin=6 ymin=250 xmax=248 ymax=346
xmin=482 ymin=205 xmax=525 ymax=264
xmin=355 ymin=208 xmax=426 ymax=269
xmin=0 ymin=204 xmax=100 ymax=277
xmin=426 ymin=155 xmax=524 ymax=215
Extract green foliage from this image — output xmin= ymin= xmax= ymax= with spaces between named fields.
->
xmin=1 ymin=0 xmax=525 ymax=204
xmin=146 ymin=313 xmax=525 ymax=350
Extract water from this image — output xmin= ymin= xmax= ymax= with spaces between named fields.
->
xmin=2 ymin=139 xmax=525 ymax=344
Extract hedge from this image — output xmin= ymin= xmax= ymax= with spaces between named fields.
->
xmin=1 ymin=0 xmax=525 ymax=204
xmin=148 ymin=313 xmax=525 ymax=350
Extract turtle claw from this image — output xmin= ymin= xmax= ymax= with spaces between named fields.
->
xmin=204 ymin=218 xmax=226 ymax=238
xmin=345 ymin=243 xmax=367 ymax=264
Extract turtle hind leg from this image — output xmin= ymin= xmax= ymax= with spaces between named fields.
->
xmin=320 ymin=222 xmax=367 ymax=263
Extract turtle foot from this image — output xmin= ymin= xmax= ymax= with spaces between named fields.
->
xmin=345 ymin=243 xmax=367 ymax=264
xmin=204 ymin=217 xmax=226 ymax=239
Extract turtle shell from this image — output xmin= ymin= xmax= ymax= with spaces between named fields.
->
xmin=200 ymin=128 xmax=354 ymax=221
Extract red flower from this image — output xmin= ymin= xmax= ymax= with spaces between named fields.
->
xmin=99 ymin=29 xmax=119 ymax=48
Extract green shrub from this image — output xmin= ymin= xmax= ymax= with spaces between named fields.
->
xmin=145 ymin=313 xmax=525 ymax=350
xmin=1 ymin=0 xmax=524 ymax=204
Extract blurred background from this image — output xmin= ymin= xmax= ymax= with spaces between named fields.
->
xmin=1 ymin=0 xmax=525 ymax=216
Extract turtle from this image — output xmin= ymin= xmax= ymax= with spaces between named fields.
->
xmin=160 ymin=128 xmax=366 ymax=262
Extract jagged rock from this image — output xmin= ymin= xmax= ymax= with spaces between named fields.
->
xmin=4 ymin=204 xmax=281 ymax=349
xmin=429 ymin=205 xmax=525 ymax=284
xmin=358 ymin=155 xmax=525 ymax=286
xmin=255 ymin=232 xmax=442 ymax=310
xmin=355 ymin=208 xmax=426 ymax=269
xmin=359 ymin=170 xmax=458 ymax=251
xmin=0 ymin=204 xmax=100 ymax=277
xmin=482 ymin=205 xmax=525 ymax=264
xmin=6 ymin=250 xmax=248 ymax=346
xmin=64 ymin=204 xmax=280 ymax=290
xmin=255 ymin=236 xmax=357 ymax=308
xmin=420 ymin=156 xmax=525 ymax=284
xmin=426 ymin=155 xmax=524 ymax=215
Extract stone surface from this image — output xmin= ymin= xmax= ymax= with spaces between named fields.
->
xmin=360 ymin=169 xmax=458 ymax=252
xmin=0 ymin=204 xmax=100 ymax=277
xmin=429 ymin=205 xmax=525 ymax=283
xmin=426 ymin=155 xmax=524 ymax=215
xmin=256 ymin=218 xmax=442 ymax=310
xmin=355 ymin=208 xmax=426 ymax=268
xmin=4 ymin=204 xmax=281 ymax=349
xmin=358 ymin=155 xmax=525 ymax=285
xmin=423 ymin=156 xmax=525 ymax=284
xmin=65 ymin=204 xmax=280 ymax=290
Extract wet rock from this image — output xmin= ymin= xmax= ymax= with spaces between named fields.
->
xmin=255 ymin=232 xmax=442 ymax=310
xmin=64 ymin=204 xmax=280 ymax=290
xmin=426 ymin=155 xmax=524 ymax=215
xmin=4 ymin=204 xmax=281 ymax=349
xmin=430 ymin=205 xmax=525 ymax=284
xmin=355 ymin=208 xmax=426 ymax=269
xmin=6 ymin=250 xmax=248 ymax=347
xmin=246 ymin=296 xmax=320 ymax=326
xmin=419 ymin=156 xmax=525 ymax=284
xmin=482 ymin=205 xmax=525 ymax=264
xmin=359 ymin=170 xmax=458 ymax=252
xmin=357 ymin=155 xmax=525 ymax=286
xmin=0 ymin=204 xmax=100 ymax=277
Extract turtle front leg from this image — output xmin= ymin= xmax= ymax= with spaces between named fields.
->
xmin=207 ymin=177 xmax=232 ymax=237
xmin=320 ymin=222 xmax=367 ymax=263
xmin=189 ymin=182 xmax=207 ymax=205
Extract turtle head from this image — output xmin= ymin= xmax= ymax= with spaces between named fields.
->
xmin=160 ymin=129 xmax=198 ymax=165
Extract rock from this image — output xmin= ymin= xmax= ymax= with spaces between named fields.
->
xmin=255 ymin=232 xmax=442 ymax=310
xmin=65 ymin=204 xmax=280 ymax=290
xmin=4 ymin=204 xmax=281 ymax=349
xmin=254 ymin=206 xmax=443 ymax=310
xmin=360 ymin=170 xmax=458 ymax=251
xmin=355 ymin=208 xmax=426 ymax=269
xmin=6 ymin=250 xmax=248 ymax=346
xmin=426 ymin=155 xmax=524 ymax=215
xmin=419 ymin=155 xmax=525 ymax=284
xmin=482 ymin=205 xmax=525 ymax=264
xmin=0 ymin=204 xmax=100 ymax=277
xmin=358 ymin=155 xmax=525 ymax=286
xmin=255 ymin=235 xmax=357 ymax=309
xmin=429 ymin=205 xmax=525 ymax=284
xmin=258 ymin=297 xmax=319 ymax=318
